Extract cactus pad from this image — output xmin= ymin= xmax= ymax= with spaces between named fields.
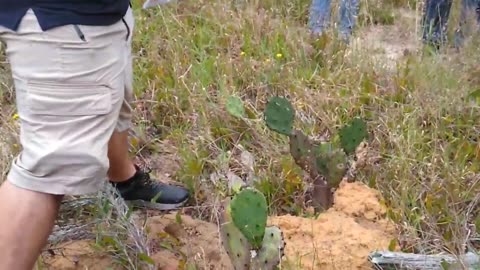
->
xmin=324 ymin=150 xmax=347 ymax=188
xmin=251 ymin=226 xmax=285 ymax=270
xmin=315 ymin=146 xmax=347 ymax=188
xmin=289 ymin=130 xmax=315 ymax=172
xmin=220 ymin=204 xmax=252 ymax=270
xmin=230 ymin=187 xmax=268 ymax=249
xmin=314 ymin=142 xmax=333 ymax=174
xmin=339 ymin=118 xmax=367 ymax=154
xmin=264 ymin=96 xmax=295 ymax=135
xmin=226 ymin=95 xmax=246 ymax=119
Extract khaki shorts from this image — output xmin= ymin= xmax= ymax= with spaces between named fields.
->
xmin=0 ymin=7 xmax=135 ymax=195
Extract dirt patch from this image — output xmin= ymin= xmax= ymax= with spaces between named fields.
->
xmin=269 ymin=181 xmax=397 ymax=270
xmin=350 ymin=8 xmax=420 ymax=70
xmin=144 ymin=213 xmax=231 ymax=269
xmin=40 ymin=240 xmax=120 ymax=270
xmin=42 ymin=181 xmax=396 ymax=270
xmin=42 ymin=214 xmax=232 ymax=270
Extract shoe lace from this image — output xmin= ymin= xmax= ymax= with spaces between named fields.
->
xmin=138 ymin=166 xmax=167 ymax=201
xmin=139 ymin=166 xmax=157 ymax=188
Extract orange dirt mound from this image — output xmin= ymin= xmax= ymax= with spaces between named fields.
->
xmin=269 ymin=181 xmax=397 ymax=270
xmin=41 ymin=182 xmax=396 ymax=270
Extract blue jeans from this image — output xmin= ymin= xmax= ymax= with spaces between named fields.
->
xmin=422 ymin=0 xmax=480 ymax=47
xmin=308 ymin=0 xmax=360 ymax=40
xmin=455 ymin=0 xmax=480 ymax=46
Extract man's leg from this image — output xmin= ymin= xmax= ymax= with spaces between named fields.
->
xmin=0 ymin=181 xmax=61 ymax=270
xmin=454 ymin=0 xmax=480 ymax=47
xmin=309 ymin=0 xmax=332 ymax=36
xmin=338 ymin=0 xmax=360 ymax=42
xmin=0 ymin=12 xmax=62 ymax=269
xmin=106 ymin=7 xmax=189 ymax=210
xmin=107 ymin=130 xmax=137 ymax=182
xmin=422 ymin=0 xmax=453 ymax=48
xmin=0 ymin=8 xmax=132 ymax=269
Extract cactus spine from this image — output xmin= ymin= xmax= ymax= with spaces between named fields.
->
xmin=220 ymin=188 xmax=285 ymax=270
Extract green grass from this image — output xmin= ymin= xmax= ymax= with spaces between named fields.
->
xmin=1 ymin=0 xmax=480 ymax=267
xmin=131 ymin=0 xmax=480 ymax=255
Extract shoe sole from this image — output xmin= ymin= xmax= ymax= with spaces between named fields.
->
xmin=125 ymin=198 xmax=188 ymax=211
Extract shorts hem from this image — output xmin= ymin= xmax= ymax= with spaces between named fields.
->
xmin=7 ymin=165 xmax=104 ymax=196
xmin=115 ymin=121 xmax=132 ymax=133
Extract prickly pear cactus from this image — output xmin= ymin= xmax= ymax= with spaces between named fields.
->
xmin=264 ymin=96 xmax=295 ymax=135
xmin=220 ymin=203 xmax=252 ymax=270
xmin=260 ymin=96 xmax=369 ymax=213
xmin=230 ymin=187 xmax=268 ymax=249
xmin=289 ymin=130 xmax=315 ymax=173
xmin=339 ymin=118 xmax=368 ymax=154
xmin=251 ymin=226 xmax=286 ymax=270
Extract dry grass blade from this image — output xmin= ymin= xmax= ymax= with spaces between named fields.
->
xmin=48 ymin=223 xmax=96 ymax=244
xmin=95 ymin=182 xmax=155 ymax=270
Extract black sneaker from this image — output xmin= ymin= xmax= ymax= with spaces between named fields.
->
xmin=112 ymin=166 xmax=189 ymax=210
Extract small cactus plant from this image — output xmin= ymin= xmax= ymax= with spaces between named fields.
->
xmin=220 ymin=187 xmax=285 ymax=270
xmin=263 ymin=96 xmax=368 ymax=211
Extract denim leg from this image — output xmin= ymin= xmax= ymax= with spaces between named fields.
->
xmin=460 ymin=0 xmax=480 ymax=25
xmin=309 ymin=0 xmax=332 ymax=35
xmin=454 ymin=0 xmax=480 ymax=47
xmin=421 ymin=0 xmax=453 ymax=47
xmin=338 ymin=0 xmax=360 ymax=40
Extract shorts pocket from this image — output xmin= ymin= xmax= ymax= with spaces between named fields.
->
xmin=123 ymin=6 xmax=135 ymax=42
xmin=26 ymin=81 xmax=113 ymax=116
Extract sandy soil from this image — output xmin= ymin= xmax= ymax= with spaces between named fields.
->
xmin=270 ymin=181 xmax=397 ymax=270
xmin=41 ymin=213 xmax=232 ymax=270
xmin=41 ymin=181 xmax=396 ymax=270
xmin=350 ymin=8 xmax=421 ymax=70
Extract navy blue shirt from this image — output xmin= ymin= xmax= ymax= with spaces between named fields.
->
xmin=0 ymin=0 xmax=131 ymax=31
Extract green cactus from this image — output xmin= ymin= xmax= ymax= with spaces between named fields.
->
xmin=339 ymin=117 xmax=368 ymax=154
xmin=264 ymin=96 xmax=295 ymax=135
xmin=251 ymin=226 xmax=285 ymax=270
xmin=262 ymin=96 xmax=368 ymax=212
xmin=288 ymin=130 xmax=315 ymax=172
xmin=220 ymin=188 xmax=285 ymax=270
xmin=230 ymin=187 xmax=268 ymax=249
xmin=315 ymin=148 xmax=347 ymax=188
xmin=220 ymin=204 xmax=252 ymax=270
